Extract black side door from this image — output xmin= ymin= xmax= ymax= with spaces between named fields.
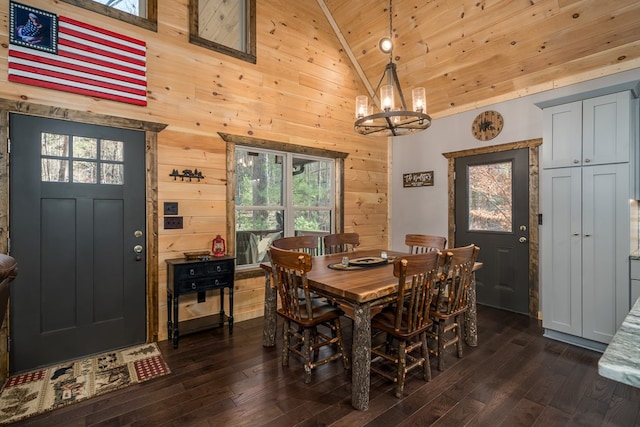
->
xmin=455 ymin=148 xmax=530 ymax=314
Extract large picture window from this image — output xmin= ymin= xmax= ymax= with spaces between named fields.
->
xmin=235 ymin=148 xmax=334 ymax=267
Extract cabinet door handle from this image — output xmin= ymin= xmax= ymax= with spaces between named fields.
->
xmin=573 ymin=159 xmax=580 ymax=164
xmin=573 ymin=233 xmax=580 ymax=236
xmin=584 ymin=233 xmax=592 ymax=237
xmin=584 ymin=158 xmax=591 ymax=163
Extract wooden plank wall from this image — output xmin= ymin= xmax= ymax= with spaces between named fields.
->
xmin=0 ymin=0 xmax=637 ymax=344
xmin=0 ymin=0 xmax=387 ymax=342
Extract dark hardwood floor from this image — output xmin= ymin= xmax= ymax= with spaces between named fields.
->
xmin=12 ymin=306 xmax=640 ymax=426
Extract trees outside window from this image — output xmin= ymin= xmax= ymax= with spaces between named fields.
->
xmin=235 ymin=147 xmax=334 ymax=266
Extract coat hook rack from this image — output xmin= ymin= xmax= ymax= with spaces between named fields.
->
xmin=170 ymin=168 xmax=205 ymax=182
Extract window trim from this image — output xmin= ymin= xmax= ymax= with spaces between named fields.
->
xmin=59 ymin=0 xmax=158 ymax=32
xmin=188 ymin=0 xmax=256 ymax=64
xmin=220 ymin=132 xmax=348 ymax=276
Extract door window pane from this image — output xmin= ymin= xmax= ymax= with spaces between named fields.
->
xmin=101 ymin=140 xmax=124 ymax=161
xmin=41 ymin=133 xmax=68 ymax=157
xmin=468 ymin=161 xmax=513 ymax=232
xmin=41 ymin=159 xmax=69 ymax=182
xmin=40 ymin=132 xmax=125 ymax=185
xmin=41 ymin=133 xmax=69 ymax=182
xmin=73 ymin=160 xmax=97 ymax=183
xmin=73 ymin=136 xmax=97 ymax=159
xmin=101 ymin=163 xmax=124 ymax=185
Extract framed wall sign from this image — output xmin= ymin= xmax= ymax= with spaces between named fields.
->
xmin=403 ymin=171 xmax=434 ymax=187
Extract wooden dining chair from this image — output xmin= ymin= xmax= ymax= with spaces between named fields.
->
xmin=268 ymin=246 xmax=349 ymax=383
xmin=272 ymin=235 xmax=321 ymax=256
xmin=427 ymin=244 xmax=480 ymax=371
xmin=323 ymin=232 xmax=360 ymax=254
xmin=370 ymin=251 xmax=443 ymax=398
xmin=405 ymin=234 xmax=447 ymax=254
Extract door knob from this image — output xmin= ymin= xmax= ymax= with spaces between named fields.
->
xmin=133 ymin=245 xmax=143 ymax=253
xmin=519 ymin=237 xmax=527 ymax=243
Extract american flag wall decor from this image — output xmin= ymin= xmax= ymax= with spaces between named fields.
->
xmin=8 ymin=2 xmax=147 ymax=106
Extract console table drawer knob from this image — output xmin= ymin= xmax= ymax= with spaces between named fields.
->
xmin=217 ymin=265 xmax=222 ymax=272
xmin=191 ymin=282 xmax=197 ymax=289
xmin=189 ymin=268 xmax=196 ymax=276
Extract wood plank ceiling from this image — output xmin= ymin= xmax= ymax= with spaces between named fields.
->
xmin=320 ymin=0 xmax=640 ymax=119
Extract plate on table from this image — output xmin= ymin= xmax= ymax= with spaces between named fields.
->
xmin=348 ymin=256 xmax=389 ymax=267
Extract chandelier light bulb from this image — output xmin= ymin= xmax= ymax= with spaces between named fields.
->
xmin=380 ymin=84 xmax=394 ymax=111
xmin=412 ymin=87 xmax=426 ymax=113
xmin=355 ymin=95 xmax=368 ymax=119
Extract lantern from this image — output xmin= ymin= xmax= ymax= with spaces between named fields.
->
xmin=212 ymin=235 xmax=226 ymax=257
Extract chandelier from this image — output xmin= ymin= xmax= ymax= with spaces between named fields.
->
xmin=354 ymin=0 xmax=431 ymax=136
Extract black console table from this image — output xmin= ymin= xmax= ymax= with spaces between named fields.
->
xmin=166 ymin=256 xmax=235 ymax=348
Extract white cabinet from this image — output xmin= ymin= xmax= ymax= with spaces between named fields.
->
xmin=541 ymin=91 xmax=633 ymax=348
xmin=542 ymin=92 xmax=632 ymax=168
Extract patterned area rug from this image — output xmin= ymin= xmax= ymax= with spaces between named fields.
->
xmin=0 ymin=343 xmax=170 ymax=424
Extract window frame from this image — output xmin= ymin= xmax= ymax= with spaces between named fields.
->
xmin=59 ymin=0 xmax=158 ymax=32
xmin=188 ymin=0 xmax=256 ymax=64
xmin=220 ymin=133 xmax=348 ymax=276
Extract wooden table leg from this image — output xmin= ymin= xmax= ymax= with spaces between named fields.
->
xmin=351 ymin=302 xmax=371 ymax=411
xmin=263 ymin=270 xmax=277 ymax=347
xmin=464 ymin=271 xmax=478 ymax=347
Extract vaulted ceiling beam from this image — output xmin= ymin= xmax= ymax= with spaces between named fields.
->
xmin=316 ymin=0 xmax=378 ymax=106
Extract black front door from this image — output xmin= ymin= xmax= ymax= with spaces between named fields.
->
xmin=455 ymin=148 xmax=530 ymax=314
xmin=9 ymin=114 xmax=146 ymax=373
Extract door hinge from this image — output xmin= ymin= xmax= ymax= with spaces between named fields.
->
xmin=453 ymin=171 xmax=456 ymax=181
xmin=6 ymin=336 xmax=10 ymax=353
xmin=6 ymin=237 xmax=9 ymax=255
xmin=538 ymin=213 xmax=543 ymax=225
xmin=7 ymin=138 xmax=10 ymax=154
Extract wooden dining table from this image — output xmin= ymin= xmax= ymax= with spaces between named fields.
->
xmin=260 ymin=248 xmax=482 ymax=411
